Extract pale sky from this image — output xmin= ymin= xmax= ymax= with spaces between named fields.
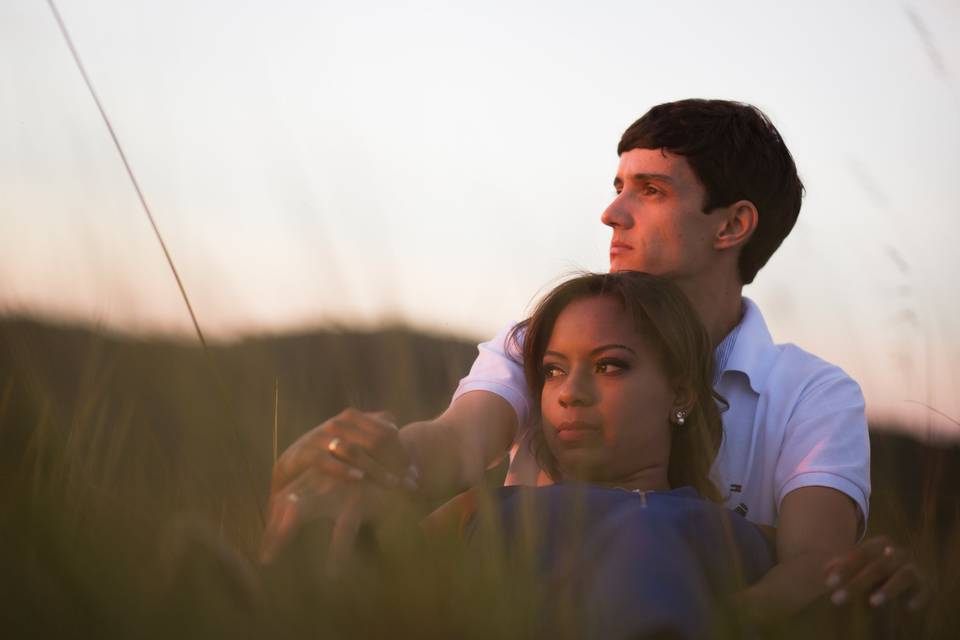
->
xmin=1 ymin=0 xmax=958 ymax=438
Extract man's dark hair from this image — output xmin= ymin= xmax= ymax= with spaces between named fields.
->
xmin=618 ymin=99 xmax=804 ymax=285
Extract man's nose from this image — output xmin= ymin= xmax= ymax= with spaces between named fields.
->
xmin=600 ymin=196 xmax=633 ymax=229
xmin=558 ymin=369 xmax=595 ymax=408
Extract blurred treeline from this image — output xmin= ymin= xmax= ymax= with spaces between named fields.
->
xmin=0 ymin=316 xmax=958 ymax=639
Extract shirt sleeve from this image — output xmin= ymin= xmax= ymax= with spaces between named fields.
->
xmin=774 ymin=366 xmax=871 ymax=538
xmin=451 ymin=323 xmax=531 ymax=428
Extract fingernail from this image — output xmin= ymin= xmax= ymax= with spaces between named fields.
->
xmin=408 ymin=464 xmax=421 ymax=480
xmin=826 ymin=573 xmax=841 ymax=588
xmin=348 ymin=468 xmax=364 ymax=480
xmin=402 ymin=476 xmax=419 ymax=492
xmin=883 ymin=545 xmax=895 ymax=558
xmin=831 ymin=590 xmax=848 ymax=605
xmin=869 ymin=592 xmax=886 ymax=607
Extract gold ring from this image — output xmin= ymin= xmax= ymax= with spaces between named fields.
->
xmin=328 ymin=437 xmax=342 ymax=456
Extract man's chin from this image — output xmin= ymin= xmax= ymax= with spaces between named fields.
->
xmin=609 ymin=258 xmax=650 ymax=274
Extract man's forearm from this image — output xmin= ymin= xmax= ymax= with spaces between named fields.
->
xmin=734 ymin=550 xmax=833 ymax=626
xmin=399 ymin=391 xmax=518 ymax=503
xmin=736 ymin=487 xmax=859 ymax=627
xmin=399 ymin=418 xmax=475 ymax=501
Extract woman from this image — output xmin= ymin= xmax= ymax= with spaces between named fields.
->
xmin=461 ymin=271 xmax=774 ymax=639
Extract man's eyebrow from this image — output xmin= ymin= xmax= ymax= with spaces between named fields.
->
xmin=630 ymin=173 xmax=674 ymax=183
xmin=612 ymin=173 xmax=674 ymax=188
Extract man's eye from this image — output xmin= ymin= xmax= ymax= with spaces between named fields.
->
xmin=642 ymin=185 xmax=661 ymax=196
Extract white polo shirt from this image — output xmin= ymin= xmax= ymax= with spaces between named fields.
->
xmin=451 ymin=297 xmax=871 ymax=530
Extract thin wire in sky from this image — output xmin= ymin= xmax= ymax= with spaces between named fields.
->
xmin=45 ymin=0 xmax=208 ymax=349
xmin=45 ymin=0 xmax=266 ymax=525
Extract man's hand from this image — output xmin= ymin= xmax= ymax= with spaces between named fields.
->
xmin=259 ymin=409 xmax=419 ymax=568
xmin=823 ymin=535 xmax=930 ymax=611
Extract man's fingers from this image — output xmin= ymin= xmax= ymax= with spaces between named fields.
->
xmin=907 ymin=583 xmax=931 ymax=612
xmin=823 ymin=536 xmax=890 ymax=588
xmin=831 ymin=553 xmax=895 ymax=604
xmin=272 ymin=419 xmax=378 ymax=492
xmin=326 ymin=411 xmax=411 ymax=476
xmin=270 ymin=427 xmax=339 ymax=491
xmin=869 ymin=563 xmax=925 ymax=609
xmin=272 ymin=409 xmax=410 ymax=492
xmin=371 ymin=410 xmax=397 ymax=425
xmin=328 ymin=437 xmax=418 ymax=491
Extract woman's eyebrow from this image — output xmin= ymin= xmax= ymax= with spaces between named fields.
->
xmin=590 ymin=344 xmax=637 ymax=356
xmin=543 ymin=350 xmax=568 ymax=360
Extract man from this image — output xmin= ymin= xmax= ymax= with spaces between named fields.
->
xmin=261 ymin=99 xmax=927 ymax=622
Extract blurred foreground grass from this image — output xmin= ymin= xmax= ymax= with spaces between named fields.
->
xmin=1 ymin=316 xmax=957 ymax=638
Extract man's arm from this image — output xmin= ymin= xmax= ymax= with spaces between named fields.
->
xmin=400 ymin=391 xmax=518 ymax=500
xmin=734 ymin=486 xmax=859 ymax=626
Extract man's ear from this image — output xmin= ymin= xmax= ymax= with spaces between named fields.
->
xmin=714 ymin=200 xmax=758 ymax=251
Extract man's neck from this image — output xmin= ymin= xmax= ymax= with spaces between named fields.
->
xmin=676 ymin=273 xmax=744 ymax=348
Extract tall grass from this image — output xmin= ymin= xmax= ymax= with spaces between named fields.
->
xmin=1 ymin=316 xmax=958 ymax=638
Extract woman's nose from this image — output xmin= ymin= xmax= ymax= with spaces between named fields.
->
xmin=558 ymin=370 xmax=595 ymax=408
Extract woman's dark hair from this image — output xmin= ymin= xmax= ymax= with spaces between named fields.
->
xmin=508 ymin=271 xmax=724 ymax=502
xmin=618 ymin=99 xmax=804 ymax=285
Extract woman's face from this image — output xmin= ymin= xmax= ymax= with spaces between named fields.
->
xmin=540 ymin=295 xmax=676 ymax=487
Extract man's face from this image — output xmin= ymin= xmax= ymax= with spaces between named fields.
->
xmin=602 ymin=148 xmax=718 ymax=278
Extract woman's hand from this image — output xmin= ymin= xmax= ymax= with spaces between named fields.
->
xmin=823 ymin=535 xmax=930 ymax=611
xmin=259 ymin=409 xmax=419 ymax=569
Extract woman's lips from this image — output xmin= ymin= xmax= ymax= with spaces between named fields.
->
xmin=555 ymin=421 xmax=600 ymax=444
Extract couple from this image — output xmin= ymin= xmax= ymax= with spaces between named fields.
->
xmin=260 ymin=99 xmax=926 ymax=629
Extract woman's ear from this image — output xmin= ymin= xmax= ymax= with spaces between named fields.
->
xmin=670 ymin=384 xmax=696 ymax=425
xmin=713 ymin=199 xmax=758 ymax=251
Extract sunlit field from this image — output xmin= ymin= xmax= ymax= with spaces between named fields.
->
xmin=1 ymin=316 xmax=957 ymax=639
xmin=4 ymin=0 xmax=958 ymax=637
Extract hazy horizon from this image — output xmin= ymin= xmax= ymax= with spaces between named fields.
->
xmin=2 ymin=0 xmax=958 ymax=438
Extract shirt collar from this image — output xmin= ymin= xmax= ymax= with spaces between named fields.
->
xmin=717 ymin=297 xmax=776 ymax=393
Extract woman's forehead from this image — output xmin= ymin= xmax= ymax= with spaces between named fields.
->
xmin=548 ymin=295 xmax=646 ymax=348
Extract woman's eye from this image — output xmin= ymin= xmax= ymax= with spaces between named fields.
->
xmin=543 ymin=364 xmax=565 ymax=379
xmin=595 ymin=359 xmax=628 ymax=374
